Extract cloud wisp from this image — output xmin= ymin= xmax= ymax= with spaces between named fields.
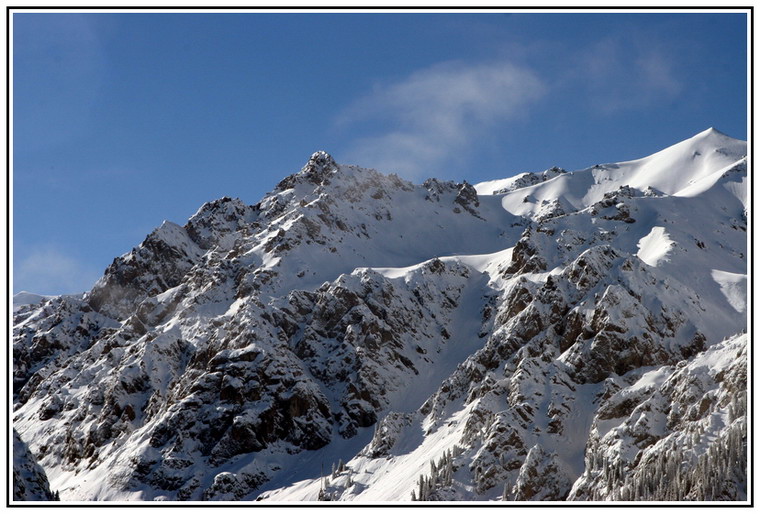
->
xmin=337 ymin=60 xmax=546 ymax=179
xmin=13 ymin=14 xmax=107 ymax=152
xmin=14 ymin=246 xmax=102 ymax=296
xmin=576 ymin=37 xmax=683 ymax=114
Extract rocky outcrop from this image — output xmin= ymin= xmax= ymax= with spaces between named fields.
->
xmin=569 ymin=333 xmax=747 ymax=501
xmin=492 ymin=167 xmax=567 ymax=195
xmin=13 ymin=429 xmax=55 ymax=501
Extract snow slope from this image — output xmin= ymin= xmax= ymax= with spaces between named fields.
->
xmin=484 ymin=128 xmax=745 ymax=220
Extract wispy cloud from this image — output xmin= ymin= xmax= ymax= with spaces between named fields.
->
xmin=14 ymin=14 xmax=107 ymax=151
xmin=577 ymin=37 xmax=682 ymax=113
xmin=336 ymin=60 xmax=546 ymax=179
xmin=14 ymin=246 xmax=102 ymax=296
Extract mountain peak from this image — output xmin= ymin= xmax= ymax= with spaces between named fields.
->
xmin=301 ymin=150 xmax=338 ymax=176
xmin=692 ymin=126 xmax=737 ymax=141
xmin=272 ymin=151 xmax=339 ymax=193
xmin=700 ymin=126 xmax=724 ymax=136
xmin=688 ymin=127 xmax=748 ymax=151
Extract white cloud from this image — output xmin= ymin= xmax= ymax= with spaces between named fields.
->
xmin=337 ymin=60 xmax=546 ymax=179
xmin=578 ymin=37 xmax=682 ymax=113
xmin=14 ymin=246 xmax=101 ymax=296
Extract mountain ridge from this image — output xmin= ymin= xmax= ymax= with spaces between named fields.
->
xmin=12 ymin=129 xmax=748 ymax=502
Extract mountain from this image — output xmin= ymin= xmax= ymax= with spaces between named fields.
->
xmin=12 ymin=129 xmax=748 ymax=502
xmin=13 ymin=291 xmax=55 ymax=313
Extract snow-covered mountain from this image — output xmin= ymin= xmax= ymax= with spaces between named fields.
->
xmin=12 ymin=128 xmax=748 ymax=503
xmin=13 ymin=291 xmax=55 ymax=313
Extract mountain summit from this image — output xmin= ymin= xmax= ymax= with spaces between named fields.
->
xmin=13 ymin=129 xmax=747 ymax=502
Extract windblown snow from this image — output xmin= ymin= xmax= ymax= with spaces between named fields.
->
xmin=12 ymin=128 xmax=748 ymax=503
xmin=636 ymin=226 xmax=674 ymax=267
xmin=711 ymin=269 xmax=747 ymax=313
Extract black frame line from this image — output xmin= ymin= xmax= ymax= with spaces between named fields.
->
xmin=5 ymin=4 xmax=754 ymax=509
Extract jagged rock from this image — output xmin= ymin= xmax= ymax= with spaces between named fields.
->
xmin=361 ymin=412 xmax=416 ymax=458
xmin=12 ymin=132 xmax=748 ymax=502
xmin=13 ymin=430 xmax=55 ymax=501
xmin=492 ymin=166 xmax=567 ymax=195
xmin=569 ymin=334 xmax=747 ymax=501
xmin=87 ymin=222 xmax=204 ymax=319
xmin=512 ymin=445 xmax=572 ymax=500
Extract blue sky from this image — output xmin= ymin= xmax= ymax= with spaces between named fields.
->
xmin=12 ymin=10 xmax=748 ymax=295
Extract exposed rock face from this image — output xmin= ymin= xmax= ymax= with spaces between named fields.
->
xmin=13 ymin=429 xmax=55 ymax=501
xmin=512 ymin=445 xmax=573 ymax=501
xmin=13 ymin=295 xmax=118 ymax=398
xmin=568 ymin=334 xmax=747 ymax=501
xmin=13 ymin=132 xmax=748 ymax=503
